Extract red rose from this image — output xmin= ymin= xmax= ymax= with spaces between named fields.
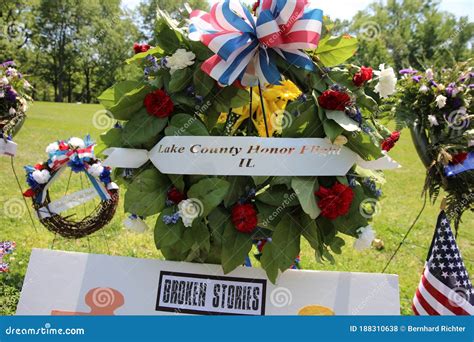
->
xmin=451 ymin=152 xmax=468 ymax=165
xmin=353 ymin=66 xmax=373 ymax=87
xmin=315 ymin=182 xmax=354 ymax=220
xmin=167 ymin=187 xmax=186 ymax=204
xmin=318 ymin=90 xmax=351 ymax=111
xmin=143 ymin=89 xmax=174 ymax=118
xmin=133 ymin=43 xmax=150 ymax=54
xmin=231 ymin=203 xmax=258 ymax=233
xmin=59 ymin=142 xmax=69 ymax=151
xmin=381 ymin=131 xmax=401 ymax=152
xmin=34 ymin=163 xmax=44 ymax=170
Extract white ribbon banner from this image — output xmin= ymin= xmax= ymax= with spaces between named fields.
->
xmin=36 ymin=187 xmax=99 ymax=219
xmin=0 ymin=139 xmax=17 ymax=157
xmin=103 ymin=137 xmax=400 ymax=176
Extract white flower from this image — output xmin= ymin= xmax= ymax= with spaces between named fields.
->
xmin=45 ymin=142 xmax=59 ymax=154
xmin=68 ymin=137 xmax=85 ymax=148
xmin=23 ymin=80 xmax=31 ymax=89
xmin=419 ymin=85 xmax=429 ymax=93
xmin=0 ymin=90 xmax=4 ymax=98
xmin=353 ymin=225 xmax=376 ymax=251
xmin=178 ymin=198 xmax=202 ymax=227
xmin=428 ymin=115 xmax=439 ymax=127
xmin=425 ymin=68 xmax=434 ymax=80
xmin=7 ymin=68 xmax=18 ymax=77
xmin=88 ymin=163 xmax=104 ymax=178
xmin=374 ymin=64 xmax=397 ymax=98
xmin=167 ymin=49 xmax=195 ymax=74
xmin=0 ymin=76 xmax=8 ymax=86
xmin=32 ymin=169 xmax=51 ymax=184
xmin=435 ymin=95 xmax=447 ymax=109
xmin=123 ymin=215 xmax=148 ymax=233
xmin=8 ymin=107 xmax=16 ymax=115
xmin=19 ymin=98 xmax=28 ymax=112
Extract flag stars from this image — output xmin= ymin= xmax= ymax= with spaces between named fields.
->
xmin=441 ymin=271 xmax=449 ymax=278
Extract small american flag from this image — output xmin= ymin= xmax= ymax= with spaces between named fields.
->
xmin=413 ymin=211 xmax=474 ymax=315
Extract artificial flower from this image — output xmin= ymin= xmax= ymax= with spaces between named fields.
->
xmin=88 ymin=163 xmax=104 ymax=178
xmin=68 ymin=137 xmax=85 ymax=149
xmin=123 ymin=214 xmax=148 ymax=233
xmin=32 ymin=169 xmax=51 ymax=184
xmin=333 ymin=135 xmax=348 ymax=146
xmin=353 ymin=225 xmax=376 ymax=251
xmin=419 ymin=85 xmax=429 ymax=93
xmin=315 ymin=182 xmax=354 ymax=220
xmin=162 ymin=212 xmax=181 ymax=225
xmin=399 ymin=68 xmax=417 ymax=75
xmin=8 ymin=107 xmax=16 ymax=115
xmin=425 ymin=68 xmax=434 ymax=80
xmin=318 ymin=89 xmax=351 ymax=111
xmin=178 ymin=199 xmax=201 ymax=227
xmin=0 ymin=76 xmax=8 ymax=86
xmin=435 ymin=94 xmax=447 ymax=109
xmin=99 ymin=167 xmax=111 ymax=184
xmin=167 ymin=187 xmax=186 ymax=204
xmin=374 ymin=64 xmax=397 ymax=98
xmin=381 ymin=131 xmax=401 ymax=152
xmin=133 ymin=43 xmax=150 ymax=54
xmin=412 ymin=75 xmax=422 ymax=82
xmin=427 ymin=115 xmax=439 ymax=127
xmin=143 ymin=89 xmax=174 ymax=118
xmin=231 ymin=203 xmax=258 ymax=233
xmin=166 ymin=49 xmax=195 ymax=74
xmin=22 ymin=188 xmax=35 ymax=197
xmin=353 ymin=66 xmax=373 ymax=87
xmin=451 ymin=152 xmax=468 ymax=165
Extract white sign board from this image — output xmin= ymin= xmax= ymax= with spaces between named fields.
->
xmin=103 ymin=136 xmax=400 ymax=176
xmin=17 ymin=249 xmax=400 ymax=316
xmin=0 ymin=139 xmax=17 ymax=156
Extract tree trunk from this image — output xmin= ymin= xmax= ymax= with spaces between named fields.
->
xmin=85 ymin=68 xmax=91 ymax=104
xmin=67 ymin=74 xmax=72 ymax=103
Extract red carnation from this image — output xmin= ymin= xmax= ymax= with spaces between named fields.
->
xmin=133 ymin=43 xmax=151 ymax=54
xmin=23 ymin=188 xmax=35 ymax=197
xmin=451 ymin=152 xmax=468 ymax=165
xmin=231 ymin=203 xmax=258 ymax=234
xmin=144 ymin=89 xmax=174 ymax=118
xmin=315 ymin=182 xmax=354 ymax=220
xmin=318 ymin=90 xmax=351 ymax=111
xmin=59 ymin=142 xmax=69 ymax=151
xmin=34 ymin=163 xmax=44 ymax=170
xmin=167 ymin=187 xmax=186 ymax=204
xmin=381 ymin=131 xmax=401 ymax=152
xmin=353 ymin=66 xmax=373 ymax=87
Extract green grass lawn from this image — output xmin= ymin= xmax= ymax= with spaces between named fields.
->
xmin=1 ymin=101 xmax=472 ymax=315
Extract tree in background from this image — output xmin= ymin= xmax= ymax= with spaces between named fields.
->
xmin=349 ymin=0 xmax=473 ymax=71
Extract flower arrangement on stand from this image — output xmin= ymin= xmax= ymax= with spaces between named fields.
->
xmin=0 ymin=61 xmax=32 ymax=139
xmin=98 ymin=0 xmax=399 ymax=282
xmin=389 ymin=62 xmax=473 ymax=229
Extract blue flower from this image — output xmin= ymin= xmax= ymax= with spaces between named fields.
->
xmin=99 ymin=168 xmax=111 ymax=184
xmin=68 ymin=156 xmax=85 ymax=173
xmin=162 ymin=212 xmax=180 ymax=225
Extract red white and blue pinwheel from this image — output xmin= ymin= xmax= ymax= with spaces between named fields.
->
xmin=189 ymin=0 xmax=323 ymax=86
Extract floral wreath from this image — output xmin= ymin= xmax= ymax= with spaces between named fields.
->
xmin=98 ymin=1 xmax=399 ymax=282
xmin=23 ymin=135 xmax=119 ymax=238
xmin=0 ymin=60 xmax=32 ymax=139
xmin=390 ymin=62 xmax=473 ymax=229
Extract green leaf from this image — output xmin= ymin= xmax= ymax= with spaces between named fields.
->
xmin=282 ymin=101 xmax=324 ymax=138
xmin=168 ymin=68 xmax=192 ymax=93
xmin=189 ymin=40 xmax=213 ymax=61
xmin=315 ymin=35 xmax=358 ymax=67
xmin=299 ymin=213 xmax=323 ymax=256
xmin=271 ymin=214 xmax=301 ymax=272
xmin=291 ymin=177 xmax=320 ymax=219
xmin=345 ymin=131 xmax=383 ymax=160
xmin=223 ymin=176 xmax=248 ymax=208
xmin=329 ymin=236 xmax=345 ymax=254
xmin=255 ymin=200 xmax=287 ymax=230
xmin=100 ymin=128 xmax=122 ymax=147
xmin=125 ymin=168 xmax=170 ymax=217
xmin=125 ymin=46 xmax=164 ymax=64
xmin=256 ymin=185 xmax=299 ymax=207
xmin=155 ymin=23 xmax=181 ymax=53
xmin=194 ymin=66 xmax=215 ymax=97
xmin=208 ymin=207 xmax=230 ymax=246
xmin=98 ymin=80 xmax=141 ymax=109
xmin=107 ymin=83 xmax=151 ymax=121
xmin=213 ymin=87 xmax=249 ymax=112
xmin=221 ymin=221 xmax=253 ymax=274
xmin=168 ymin=174 xmax=185 ymax=192
xmin=154 ymin=207 xmax=185 ymax=248
xmin=260 ymin=242 xmax=279 ymax=283
xmin=165 ymin=113 xmax=209 ymax=136
xmin=121 ymin=108 xmax=168 ymax=147
xmin=187 ymin=178 xmax=230 ymax=216
xmin=252 ymin=176 xmax=270 ymax=186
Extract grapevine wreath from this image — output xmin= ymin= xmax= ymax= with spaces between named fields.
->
xmin=23 ymin=136 xmax=119 ymax=239
xmin=390 ymin=62 xmax=473 ymax=230
xmin=98 ymin=1 xmax=401 ymax=282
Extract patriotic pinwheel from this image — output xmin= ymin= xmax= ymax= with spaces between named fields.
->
xmin=189 ymin=0 xmax=323 ymax=86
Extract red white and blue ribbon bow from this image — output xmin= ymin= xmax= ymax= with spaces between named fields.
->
xmin=189 ymin=0 xmax=323 ymax=86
